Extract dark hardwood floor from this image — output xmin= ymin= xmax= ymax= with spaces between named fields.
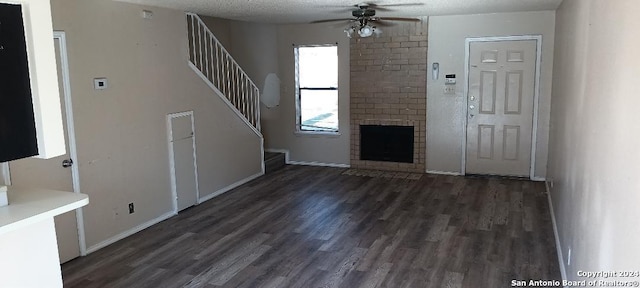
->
xmin=62 ymin=165 xmax=561 ymax=288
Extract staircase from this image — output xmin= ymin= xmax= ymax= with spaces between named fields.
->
xmin=264 ymin=152 xmax=286 ymax=174
xmin=186 ymin=13 xmax=261 ymax=136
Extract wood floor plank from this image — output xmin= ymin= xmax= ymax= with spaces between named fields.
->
xmin=358 ymin=262 xmax=393 ymax=288
xmin=62 ymin=165 xmax=561 ymax=288
xmin=440 ymin=271 xmax=464 ymax=288
xmin=184 ymin=234 xmax=269 ymax=286
xmin=208 ymin=244 xmax=272 ymax=286
xmin=317 ymin=247 xmax=368 ymax=288
xmin=425 ymin=214 xmax=451 ymax=242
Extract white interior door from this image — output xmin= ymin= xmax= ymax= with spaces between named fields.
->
xmin=465 ymin=39 xmax=537 ymax=177
xmin=168 ymin=112 xmax=199 ymax=212
xmin=8 ymin=34 xmax=81 ymax=263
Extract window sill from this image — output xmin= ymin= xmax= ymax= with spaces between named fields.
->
xmin=295 ymin=130 xmax=342 ymax=137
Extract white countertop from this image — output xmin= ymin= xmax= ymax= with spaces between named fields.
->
xmin=0 ymin=186 xmax=89 ymax=235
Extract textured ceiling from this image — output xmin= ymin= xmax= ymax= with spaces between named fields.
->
xmin=115 ymin=0 xmax=563 ymax=24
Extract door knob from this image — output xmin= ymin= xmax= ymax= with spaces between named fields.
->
xmin=469 ymin=105 xmax=475 ymax=110
xmin=62 ymin=159 xmax=74 ymax=168
xmin=470 ymin=96 xmax=475 ymax=101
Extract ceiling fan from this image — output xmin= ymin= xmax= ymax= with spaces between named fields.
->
xmin=312 ymin=3 xmax=422 ymax=38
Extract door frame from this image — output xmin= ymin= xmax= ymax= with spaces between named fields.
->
xmin=461 ymin=35 xmax=542 ymax=179
xmin=167 ymin=111 xmax=200 ymax=214
xmin=54 ymin=31 xmax=88 ymax=256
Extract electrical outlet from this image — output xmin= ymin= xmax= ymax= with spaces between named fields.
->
xmin=128 ymin=203 xmax=135 ymax=214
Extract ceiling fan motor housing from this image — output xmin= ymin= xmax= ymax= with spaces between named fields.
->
xmin=352 ymin=8 xmax=375 ymax=18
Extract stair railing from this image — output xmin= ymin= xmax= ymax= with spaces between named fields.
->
xmin=186 ymin=13 xmax=261 ymax=133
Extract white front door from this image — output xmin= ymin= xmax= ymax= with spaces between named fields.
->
xmin=465 ymin=39 xmax=537 ymax=177
xmin=8 ymin=34 xmax=81 ymax=263
xmin=168 ymin=112 xmax=199 ymax=212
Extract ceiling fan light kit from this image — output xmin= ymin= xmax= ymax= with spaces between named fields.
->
xmin=358 ymin=25 xmax=375 ymax=37
xmin=345 ymin=24 xmax=379 ymax=38
xmin=313 ymin=2 xmax=422 ymax=39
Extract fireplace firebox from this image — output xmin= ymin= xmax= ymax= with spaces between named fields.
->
xmin=360 ymin=125 xmax=414 ymax=163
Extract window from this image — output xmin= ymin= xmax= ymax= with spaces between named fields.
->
xmin=295 ymin=45 xmax=338 ymax=133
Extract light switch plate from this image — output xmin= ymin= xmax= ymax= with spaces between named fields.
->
xmin=142 ymin=10 xmax=153 ymax=19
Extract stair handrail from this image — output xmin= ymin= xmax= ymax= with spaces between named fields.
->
xmin=186 ymin=12 xmax=261 ymax=134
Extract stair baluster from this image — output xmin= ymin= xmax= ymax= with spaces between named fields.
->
xmin=186 ymin=13 xmax=261 ymax=135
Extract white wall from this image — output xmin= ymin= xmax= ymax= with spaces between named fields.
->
xmin=48 ymin=0 xmax=262 ymax=249
xmin=263 ymin=24 xmax=350 ymax=165
xmin=426 ymin=11 xmax=555 ymax=178
xmin=548 ymin=0 xmax=640 ymax=280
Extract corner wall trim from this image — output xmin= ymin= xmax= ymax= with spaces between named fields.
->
xmin=545 ymin=181 xmax=568 ymax=284
xmin=198 ymin=171 xmax=264 ymax=203
xmin=85 ymin=211 xmax=175 ymax=254
xmin=288 ymin=161 xmax=350 ymax=168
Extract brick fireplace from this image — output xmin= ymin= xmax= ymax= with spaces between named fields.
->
xmin=350 ymin=22 xmax=428 ymax=173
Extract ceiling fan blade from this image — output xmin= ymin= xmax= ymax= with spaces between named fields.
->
xmin=377 ymin=17 xmax=422 ymax=22
xmin=372 ymin=3 xmax=425 ymax=8
xmin=367 ymin=3 xmax=425 ymax=11
xmin=370 ymin=20 xmax=395 ymax=27
xmin=311 ymin=18 xmax=355 ymax=24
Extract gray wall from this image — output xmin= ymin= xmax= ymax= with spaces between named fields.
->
xmin=548 ymin=0 xmax=640 ymax=279
xmin=261 ymin=23 xmax=351 ymax=166
xmin=202 ymin=19 xmax=350 ymax=166
xmin=426 ymin=11 xmax=555 ymax=178
xmin=215 ymin=11 xmax=557 ymax=173
xmin=201 ymin=16 xmax=283 ymax=154
xmin=46 ymin=0 xmax=262 ymax=249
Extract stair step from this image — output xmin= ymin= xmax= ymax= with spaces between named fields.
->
xmin=264 ymin=152 xmax=286 ymax=174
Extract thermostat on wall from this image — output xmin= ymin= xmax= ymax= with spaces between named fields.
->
xmin=445 ymin=74 xmax=456 ymax=85
xmin=94 ymin=78 xmax=108 ymax=90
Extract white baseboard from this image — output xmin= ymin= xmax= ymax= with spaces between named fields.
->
xmin=85 ymin=211 xmax=175 ymax=254
xmin=288 ymin=161 xmax=350 ymax=168
xmin=86 ymin=171 xmax=265 ymax=255
xmin=531 ymin=176 xmax=546 ymax=182
xmin=263 ymin=149 xmax=348 ymax=169
xmin=198 ymin=171 xmax=264 ymax=203
xmin=546 ymin=181 xmax=568 ymax=284
xmin=426 ymin=170 xmax=463 ymax=176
